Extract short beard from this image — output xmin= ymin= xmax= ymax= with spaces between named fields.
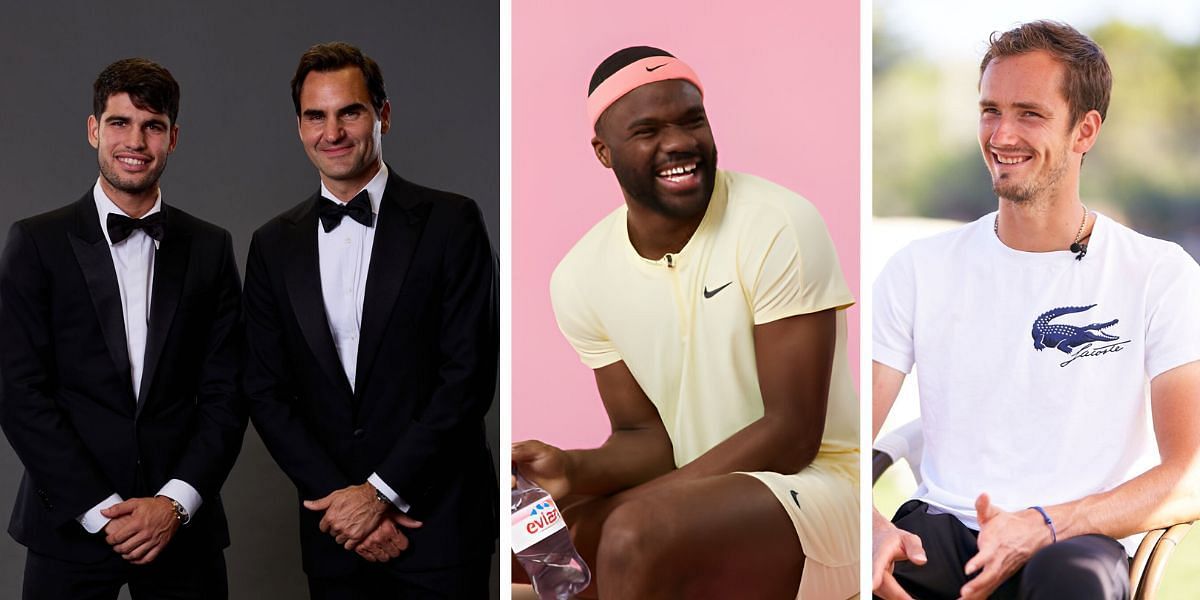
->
xmin=99 ymin=160 xmax=165 ymax=195
xmin=614 ymin=147 xmax=719 ymax=221
xmin=993 ymin=155 xmax=1067 ymax=205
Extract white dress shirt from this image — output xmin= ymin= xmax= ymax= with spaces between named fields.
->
xmin=317 ymin=165 xmax=409 ymax=513
xmin=78 ymin=180 xmax=202 ymax=533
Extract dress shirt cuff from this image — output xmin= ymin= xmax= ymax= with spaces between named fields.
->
xmin=156 ymin=479 xmax=202 ymax=525
xmin=368 ymin=473 xmax=411 ymax=513
xmin=78 ymin=493 xmax=124 ymax=534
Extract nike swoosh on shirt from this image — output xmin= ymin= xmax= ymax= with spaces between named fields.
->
xmin=703 ymin=282 xmax=733 ymax=298
xmin=790 ymin=490 xmax=801 ymax=509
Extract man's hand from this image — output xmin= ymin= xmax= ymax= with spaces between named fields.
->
xmin=101 ymin=496 xmax=181 ymax=565
xmin=512 ymin=440 xmax=572 ymax=499
xmin=959 ymin=493 xmax=1054 ymax=600
xmin=872 ymin=511 xmax=926 ymax=600
xmin=354 ymin=511 xmax=424 ymax=562
xmin=304 ymin=483 xmax=388 ymax=549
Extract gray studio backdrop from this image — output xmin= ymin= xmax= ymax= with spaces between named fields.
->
xmin=0 ymin=1 xmax=500 ymax=597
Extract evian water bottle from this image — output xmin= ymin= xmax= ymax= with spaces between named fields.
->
xmin=512 ymin=470 xmax=591 ymax=599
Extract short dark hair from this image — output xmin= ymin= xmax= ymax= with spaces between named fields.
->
xmin=981 ymin=20 xmax=1112 ymax=126
xmin=291 ymin=42 xmax=387 ymax=115
xmin=92 ymin=58 xmax=180 ymax=125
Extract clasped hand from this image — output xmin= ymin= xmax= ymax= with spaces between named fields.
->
xmin=304 ymin=483 xmax=423 ymax=562
xmin=101 ymin=496 xmax=180 ymax=565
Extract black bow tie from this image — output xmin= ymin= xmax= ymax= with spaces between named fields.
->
xmin=318 ymin=190 xmax=374 ymax=233
xmin=106 ymin=212 xmax=165 ymax=244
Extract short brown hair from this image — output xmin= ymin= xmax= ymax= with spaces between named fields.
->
xmin=93 ymin=58 xmax=180 ymax=125
xmin=980 ymin=20 xmax=1111 ymax=126
xmin=290 ymin=42 xmax=387 ymax=115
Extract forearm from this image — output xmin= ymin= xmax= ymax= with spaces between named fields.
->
xmin=565 ymin=428 xmax=675 ymax=496
xmin=1048 ymin=461 xmax=1200 ymax=542
xmin=656 ymin=412 xmax=822 ymax=488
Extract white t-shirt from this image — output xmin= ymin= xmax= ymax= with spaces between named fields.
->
xmin=874 ymin=212 xmax=1200 ymax=551
xmin=552 ymin=169 xmax=858 ymax=468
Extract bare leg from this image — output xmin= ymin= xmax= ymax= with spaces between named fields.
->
xmin=542 ymin=473 xmax=804 ymax=599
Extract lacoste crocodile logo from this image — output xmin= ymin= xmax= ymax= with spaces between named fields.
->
xmin=703 ymin=282 xmax=732 ymax=299
xmin=1032 ymin=304 xmax=1119 ymax=354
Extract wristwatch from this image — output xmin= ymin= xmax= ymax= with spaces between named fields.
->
xmin=373 ymin=486 xmax=391 ymax=506
xmin=159 ymin=495 xmax=189 ymax=524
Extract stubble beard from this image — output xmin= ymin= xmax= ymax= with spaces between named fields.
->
xmin=99 ymin=158 xmax=166 ymax=196
xmin=992 ymin=152 xmax=1068 ymax=207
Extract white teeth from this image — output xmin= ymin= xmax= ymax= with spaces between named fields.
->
xmin=118 ymin=157 xmax=147 ymax=166
xmin=657 ymin=163 xmax=698 ymax=177
xmin=995 ymin=155 xmax=1028 ymax=165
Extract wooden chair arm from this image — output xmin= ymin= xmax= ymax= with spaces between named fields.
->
xmin=1134 ymin=521 xmax=1193 ymax=600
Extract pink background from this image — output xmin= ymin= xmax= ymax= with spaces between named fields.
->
xmin=513 ymin=2 xmax=861 ymax=448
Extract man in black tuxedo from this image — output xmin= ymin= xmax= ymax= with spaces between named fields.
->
xmin=0 ymin=58 xmax=245 ymax=599
xmin=243 ymin=42 xmax=498 ymax=598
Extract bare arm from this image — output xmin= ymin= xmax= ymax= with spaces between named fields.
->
xmin=871 ymin=360 xmax=926 ymax=600
xmin=513 ymin=359 xmax=675 ymax=499
xmin=960 ymin=361 xmax=1200 ymax=599
xmin=645 ymin=309 xmax=838 ymax=490
xmin=516 ymin=309 xmax=839 ymax=498
xmin=1044 ymin=361 xmax=1200 ymax=536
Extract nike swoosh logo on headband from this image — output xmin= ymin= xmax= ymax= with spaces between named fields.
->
xmin=646 ymin=63 xmax=669 ymax=72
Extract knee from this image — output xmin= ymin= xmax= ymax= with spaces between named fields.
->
xmin=596 ymin=500 xmax=670 ymax=581
xmin=1020 ymin=536 xmax=1128 ymax=600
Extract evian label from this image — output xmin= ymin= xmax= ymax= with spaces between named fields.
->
xmin=512 ymin=495 xmax=566 ymax=552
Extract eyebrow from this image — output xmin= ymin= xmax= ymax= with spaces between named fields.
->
xmin=104 ymin=114 xmax=169 ymax=128
xmin=301 ymin=102 xmax=369 ymax=119
xmin=979 ymin=99 xmax=1053 ymax=113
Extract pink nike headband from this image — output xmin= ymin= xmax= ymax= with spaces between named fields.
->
xmin=586 ymin=56 xmax=704 ymax=128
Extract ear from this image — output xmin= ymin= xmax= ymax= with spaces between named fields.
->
xmin=167 ymin=124 xmax=179 ymax=154
xmin=87 ymin=115 xmax=99 ymax=149
xmin=591 ymin=135 xmax=612 ymax=169
xmin=379 ymin=100 xmax=391 ymax=135
xmin=1072 ymin=109 xmax=1102 ymax=155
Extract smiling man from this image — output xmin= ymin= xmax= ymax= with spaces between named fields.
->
xmin=0 ymin=58 xmax=245 ymax=599
xmin=513 ymin=46 xmax=859 ymax=599
xmin=872 ymin=21 xmax=1200 ymax=600
xmin=243 ymin=42 xmax=497 ymax=598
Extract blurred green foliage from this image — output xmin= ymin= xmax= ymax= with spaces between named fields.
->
xmin=874 ymin=17 xmax=1200 ymax=255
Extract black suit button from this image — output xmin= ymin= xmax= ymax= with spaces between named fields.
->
xmin=352 ymin=428 xmax=365 ymax=439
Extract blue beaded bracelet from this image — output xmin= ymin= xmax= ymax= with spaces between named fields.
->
xmin=1029 ymin=505 xmax=1057 ymax=543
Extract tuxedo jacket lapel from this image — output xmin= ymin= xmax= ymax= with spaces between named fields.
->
xmin=283 ymin=196 xmax=354 ymax=396
xmin=355 ymin=173 xmax=430 ymax=397
xmin=66 ymin=197 xmax=134 ymax=404
xmin=137 ymin=206 xmax=190 ymax=413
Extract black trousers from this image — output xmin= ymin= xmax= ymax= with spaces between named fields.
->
xmin=889 ymin=500 xmax=1129 ymax=600
xmin=307 ymin=556 xmax=492 ymax=600
xmin=22 ymin=546 xmax=227 ymax=600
